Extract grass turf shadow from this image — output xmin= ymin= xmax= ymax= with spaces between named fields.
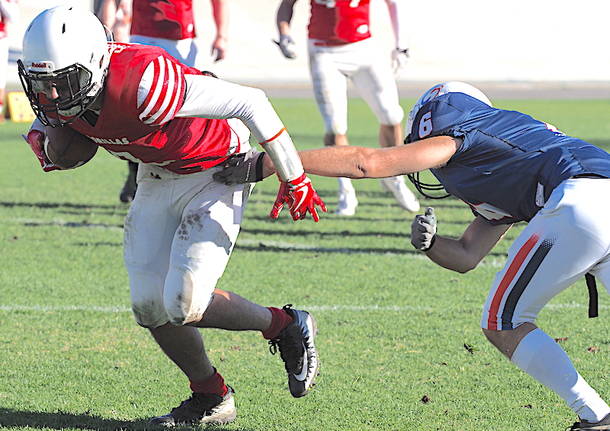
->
xmin=0 ymin=408 xmax=253 ymax=431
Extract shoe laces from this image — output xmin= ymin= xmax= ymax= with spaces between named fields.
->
xmin=268 ymin=305 xmax=304 ymax=372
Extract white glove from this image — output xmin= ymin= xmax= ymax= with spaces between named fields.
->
xmin=274 ymin=34 xmax=297 ymax=59
xmin=392 ymin=48 xmax=409 ymax=73
xmin=410 ymin=207 xmax=437 ymax=251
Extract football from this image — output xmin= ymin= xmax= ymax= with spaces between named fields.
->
xmin=45 ymin=125 xmax=98 ymax=170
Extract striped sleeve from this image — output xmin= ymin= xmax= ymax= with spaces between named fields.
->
xmin=136 ymin=55 xmax=186 ymax=127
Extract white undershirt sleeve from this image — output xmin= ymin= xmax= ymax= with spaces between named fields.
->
xmin=176 ymin=74 xmax=304 ymax=181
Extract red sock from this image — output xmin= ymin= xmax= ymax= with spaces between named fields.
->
xmin=190 ymin=368 xmax=228 ymax=397
xmin=262 ymin=307 xmax=293 ymax=340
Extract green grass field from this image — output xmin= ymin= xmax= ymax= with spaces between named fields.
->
xmin=2 ymin=98 xmax=610 ymax=431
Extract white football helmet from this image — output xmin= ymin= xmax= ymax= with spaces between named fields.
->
xmin=405 ymin=82 xmax=492 ymax=141
xmin=18 ymin=6 xmax=110 ymax=126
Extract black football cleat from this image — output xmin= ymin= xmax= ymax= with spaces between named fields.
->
xmin=149 ymin=387 xmax=236 ymax=427
xmin=269 ymin=304 xmax=319 ymax=397
xmin=569 ymin=413 xmax=610 ymax=430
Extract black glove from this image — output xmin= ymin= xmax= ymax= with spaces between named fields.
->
xmin=410 ymin=207 xmax=437 ymax=251
xmin=213 ymin=149 xmax=266 ymax=185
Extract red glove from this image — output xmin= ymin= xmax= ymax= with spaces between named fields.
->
xmin=22 ymin=129 xmax=59 ymax=172
xmin=269 ymin=174 xmax=327 ymax=222
xmin=286 ymin=173 xmax=326 ymax=222
xmin=270 ymin=181 xmax=290 ymax=219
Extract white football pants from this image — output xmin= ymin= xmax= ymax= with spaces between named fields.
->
xmin=130 ymin=35 xmax=199 ymax=69
xmin=482 ymin=178 xmax=610 ymax=330
xmin=125 ymin=124 xmax=251 ymax=328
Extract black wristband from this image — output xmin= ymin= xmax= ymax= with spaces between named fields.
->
xmin=254 ymin=152 xmax=266 ymax=182
xmin=420 ymin=234 xmax=436 ymax=252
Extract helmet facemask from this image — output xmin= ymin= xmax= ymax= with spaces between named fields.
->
xmin=18 ymin=60 xmax=103 ymax=126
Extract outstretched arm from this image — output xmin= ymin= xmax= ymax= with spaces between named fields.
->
xmin=216 ymin=135 xmax=459 ymax=183
xmin=255 ymin=135 xmax=460 ymax=178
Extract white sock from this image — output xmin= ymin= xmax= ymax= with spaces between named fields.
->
xmin=511 ymin=328 xmax=610 ymax=422
xmin=338 ymin=177 xmax=354 ymax=193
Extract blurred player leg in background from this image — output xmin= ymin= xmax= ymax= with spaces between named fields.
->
xmin=96 ymin=0 xmax=137 ymax=202
xmin=350 ymin=42 xmax=419 ymax=212
xmin=307 ymin=40 xmax=357 ymax=215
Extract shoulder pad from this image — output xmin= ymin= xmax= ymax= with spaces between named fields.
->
xmin=136 ymin=53 xmax=186 ymax=126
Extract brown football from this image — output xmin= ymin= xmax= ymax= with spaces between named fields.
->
xmin=45 ymin=125 xmax=98 ymax=169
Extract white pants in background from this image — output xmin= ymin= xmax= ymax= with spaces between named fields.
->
xmin=307 ymin=37 xmax=404 ymax=135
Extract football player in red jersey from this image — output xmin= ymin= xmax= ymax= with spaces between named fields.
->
xmin=97 ymin=0 xmax=229 ymax=203
xmin=19 ymin=6 xmax=324 ymax=426
xmin=276 ymin=0 xmax=419 ymax=216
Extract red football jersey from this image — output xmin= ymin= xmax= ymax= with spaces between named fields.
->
xmin=68 ymin=43 xmax=237 ymax=175
xmin=130 ymin=0 xmax=196 ymax=40
xmin=308 ymin=0 xmax=371 ymax=45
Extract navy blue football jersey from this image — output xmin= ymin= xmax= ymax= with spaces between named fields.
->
xmin=407 ymin=93 xmax=610 ymax=224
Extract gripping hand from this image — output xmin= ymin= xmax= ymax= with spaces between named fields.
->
xmin=213 ymin=149 xmax=266 ymax=185
xmin=274 ymin=34 xmax=297 ymax=59
xmin=286 ymin=173 xmax=326 ymax=222
xmin=411 ymin=207 xmax=437 ymax=251
xmin=22 ymin=129 xmax=60 ymax=172
xmin=392 ymin=48 xmax=409 ymax=73
xmin=269 ymin=174 xmax=327 ymax=222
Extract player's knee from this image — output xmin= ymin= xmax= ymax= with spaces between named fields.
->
xmin=482 ymin=323 xmax=537 ymax=359
xmin=131 ymin=299 xmax=169 ymax=328
xmin=128 ymin=269 xmax=169 ymax=328
xmin=164 ymin=266 xmax=214 ymax=326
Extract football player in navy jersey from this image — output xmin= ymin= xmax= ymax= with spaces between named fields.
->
xmin=216 ymin=81 xmax=610 ymax=430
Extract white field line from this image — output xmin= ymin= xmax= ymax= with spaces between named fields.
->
xmin=0 ymin=302 xmax=605 ymax=313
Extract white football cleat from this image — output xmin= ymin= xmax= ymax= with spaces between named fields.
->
xmin=380 ymin=176 xmax=420 ymax=212
xmin=335 ymin=188 xmax=358 ymax=216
